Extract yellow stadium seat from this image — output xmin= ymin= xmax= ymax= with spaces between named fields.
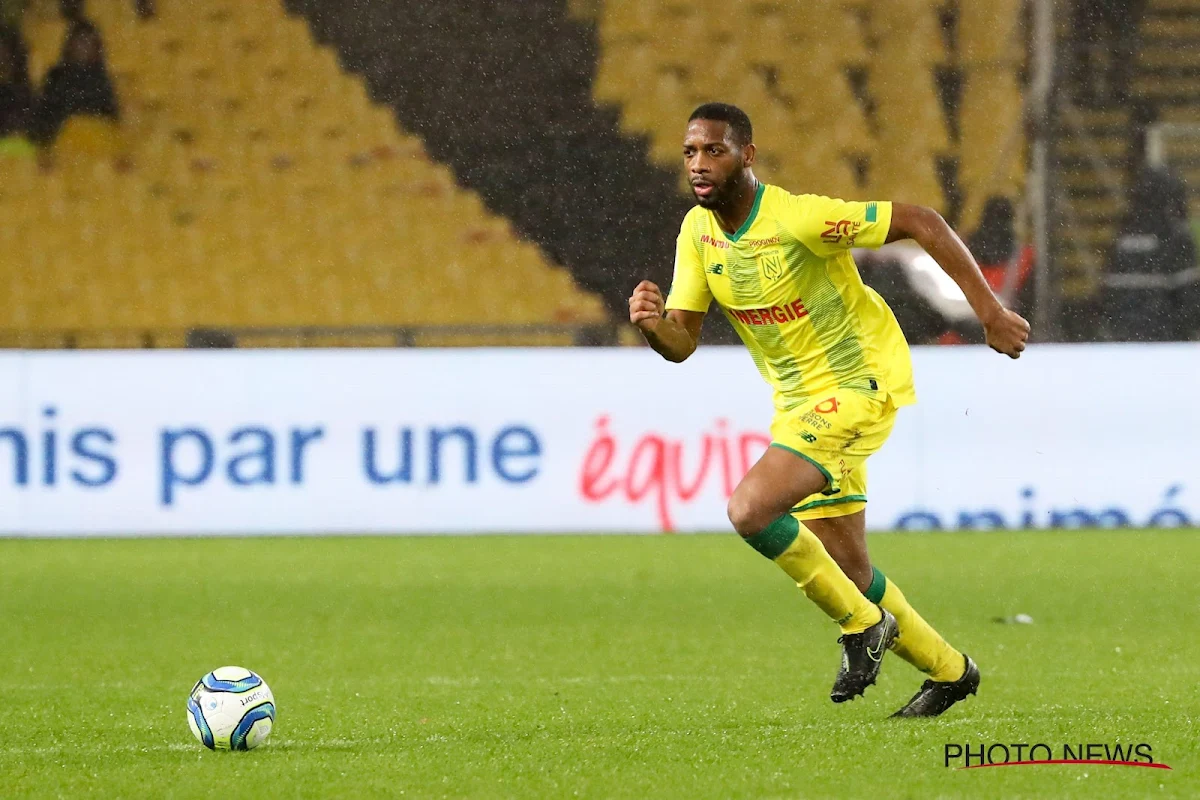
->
xmin=9 ymin=0 xmax=608 ymax=342
xmin=53 ymin=117 xmax=125 ymax=158
xmin=601 ymin=0 xmax=659 ymax=43
xmin=958 ymin=0 xmax=1024 ymax=67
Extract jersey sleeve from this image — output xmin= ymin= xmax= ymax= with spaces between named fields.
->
xmin=784 ymin=195 xmax=893 ymax=258
xmin=664 ymin=222 xmax=713 ymax=313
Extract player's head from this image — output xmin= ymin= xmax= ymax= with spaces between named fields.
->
xmin=684 ymin=103 xmax=756 ymax=210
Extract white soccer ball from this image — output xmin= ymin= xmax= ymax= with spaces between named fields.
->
xmin=186 ymin=666 xmax=276 ymax=751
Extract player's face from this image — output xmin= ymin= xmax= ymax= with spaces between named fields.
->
xmin=683 ymin=120 xmax=749 ymax=209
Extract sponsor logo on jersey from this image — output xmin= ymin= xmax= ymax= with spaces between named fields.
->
xmin=821 ymin=219 xmax=863 ymax=246
xmin=815 ymin=397 xmax=840 ymax=414
xmin=700 ymin=234 xmax=731 ymax=250
xmin=743 ymin=236 xmax=782 ymax=249
xmin=706 ymin=263 xmax=724 ymax=275
xmin=728 ymin=298 xmax=807 ymax=326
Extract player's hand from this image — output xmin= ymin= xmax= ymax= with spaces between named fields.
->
xmin=982 ymin=307 xmax=1030 ymax=359
xmin=629 ymin=280 xmax=665 ymax=332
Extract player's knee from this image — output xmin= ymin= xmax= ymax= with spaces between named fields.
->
xmin=727 ymin=494 xmax=770 ymax=537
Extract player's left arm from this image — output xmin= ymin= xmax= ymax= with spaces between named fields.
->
xmin=886 ymin=203 xmax=1030 ymax=359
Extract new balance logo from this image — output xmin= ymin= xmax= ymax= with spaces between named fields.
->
xmin=707 ymin=263 xmax=724 ymax=275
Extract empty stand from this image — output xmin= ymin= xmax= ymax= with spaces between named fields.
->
xmin=289 ymin=0 xmax=703 ymax=339
xmin=3 ymin=0 xmax=606 ymax=345
xmin=593 ymin=0 xmax=998 ymax=211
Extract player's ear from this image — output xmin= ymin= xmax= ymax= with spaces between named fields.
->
xmin=742 ymin=143 xmax=756 ymax=168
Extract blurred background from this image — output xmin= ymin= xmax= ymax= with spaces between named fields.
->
xmin=0 ymin=0 xmax=1197 ymax=350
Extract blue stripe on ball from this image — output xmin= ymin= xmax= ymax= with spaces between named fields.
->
xmin=230 ymin=702 xmax=276 ymax=751
xmin=201 ymin=671 xmax=263 ymax=693
xmin=187 ymin=697 xmax=216 ymax=749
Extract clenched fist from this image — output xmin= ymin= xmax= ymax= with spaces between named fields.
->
xmin=629 ymin=280 xmax=665 ymax=332
xmin=983 ymin=307 xmax=1031 ymax=359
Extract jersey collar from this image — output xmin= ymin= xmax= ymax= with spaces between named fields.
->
xmin=721 ymin=181 xmax=765 ymax=244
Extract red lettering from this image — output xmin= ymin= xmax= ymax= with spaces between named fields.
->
xmin=771 ymin=306 xmax=788 ymax=324
xmin=625 ymin=435 xmax=669 ymax=530
xmin=580 ymin=416 xmax=617 ymax=500
xmin=733 ymin=309 xmax=751 ymax=325
xmin=791 ymin=299 xmax=807 ymax=318
xmin=746 ymin=309 xmax=762 ymax=325
xmin=714 ymin=419 xmax=736 ymax=498
xmin=578 ymin=418 xmax=771 ymax=532
xmin=670 ymin=437 xmax=712 ymax=502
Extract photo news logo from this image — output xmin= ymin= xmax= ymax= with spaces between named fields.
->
xmin=945 ymin=743 xmax=1172 ymax=771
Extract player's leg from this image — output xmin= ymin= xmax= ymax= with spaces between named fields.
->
xmin=804 ymin=510 xmax=980 ymax=717
xmin=729 ymin=446 xmax=882 ymax=633
xmin=729 ymin=445 xmax=897 ymax=703
xmin=806 ymin=511 xmax=965 ymax=679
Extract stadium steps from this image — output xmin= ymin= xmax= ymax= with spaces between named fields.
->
xmin=1051 ymin=0 xmax=1200 ymax=334
xmin=285 ymin=0 xmax=704 ymax=336
xmin=4 ymin=0 xmax=607 ymax=345
xmin=1135 ymin=0 xmax=1200 ymax=219
xmin=1049 ymin=104 xmax=1134 ymax=300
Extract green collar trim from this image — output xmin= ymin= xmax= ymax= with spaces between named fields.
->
xmin=723 ymin=181 xmax=765 ymax=243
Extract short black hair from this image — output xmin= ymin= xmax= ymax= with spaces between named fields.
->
xmin=688 ymin=103 xmax=753 ymax=146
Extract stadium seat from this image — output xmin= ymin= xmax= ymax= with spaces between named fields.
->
xmin=959 ymin=0 xmax=1025 ymax=67
xmin=8 ymin=0 xmax=605 ymax=344
xmin=589 ymin=0 xmax=986 ymax=210
xmin=958 ymin=67 xmax=1025 ymax=230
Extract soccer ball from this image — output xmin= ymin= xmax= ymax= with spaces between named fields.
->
xmin=186 ymin=666 xmax=276 ymax=751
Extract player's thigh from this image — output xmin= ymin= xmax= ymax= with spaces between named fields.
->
xmin=727 ymin=445 xmax=828 ymax=536
xmin=805 ymin=511 xmax=872 ymax=590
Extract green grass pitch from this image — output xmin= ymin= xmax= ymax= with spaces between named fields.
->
xmin=2 ymin=531 xmax=1197 ymax=799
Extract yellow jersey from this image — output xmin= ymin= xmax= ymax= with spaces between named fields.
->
xmin=665 ymin=183 xmax=916 ymax=412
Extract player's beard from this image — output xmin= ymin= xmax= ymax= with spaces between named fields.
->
xmin=693 ymin=171 xmax=740 ymax=210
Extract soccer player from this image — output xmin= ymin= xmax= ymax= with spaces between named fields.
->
xmin=629 ymin=103 xmax=1030 ymax=717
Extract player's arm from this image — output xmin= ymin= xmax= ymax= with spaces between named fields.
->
xmin=629 ymin=281 xmax=704 ymax=363
xmin=635 ymin=219 xmax=713 ymax=363
xmin=886 ymin=203 xmax=1030 ymax=359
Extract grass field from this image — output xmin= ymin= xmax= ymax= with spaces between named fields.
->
xmin=2 ymin=531 xmax=1198 ymax=799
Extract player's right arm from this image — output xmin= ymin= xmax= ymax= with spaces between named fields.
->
xmin=629 ymin=281 xmax=704 ymax=362
xmin=630 ymin=219 xmax=711 ymax=362
xmin=886 ymin=203 xmax=1029 ymax=359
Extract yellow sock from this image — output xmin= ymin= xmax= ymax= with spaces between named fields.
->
xmin=864 ymin=568 xmax=965 ymax=682
xmin=744 ymin=513 xmax=882 ymax=634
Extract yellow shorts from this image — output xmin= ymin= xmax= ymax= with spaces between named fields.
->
xmin=769 ymin=389 xmax=897 ymax=521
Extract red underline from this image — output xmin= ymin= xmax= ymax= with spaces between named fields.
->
xmin=960 ymin=760 xmax=1172 ymax=771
